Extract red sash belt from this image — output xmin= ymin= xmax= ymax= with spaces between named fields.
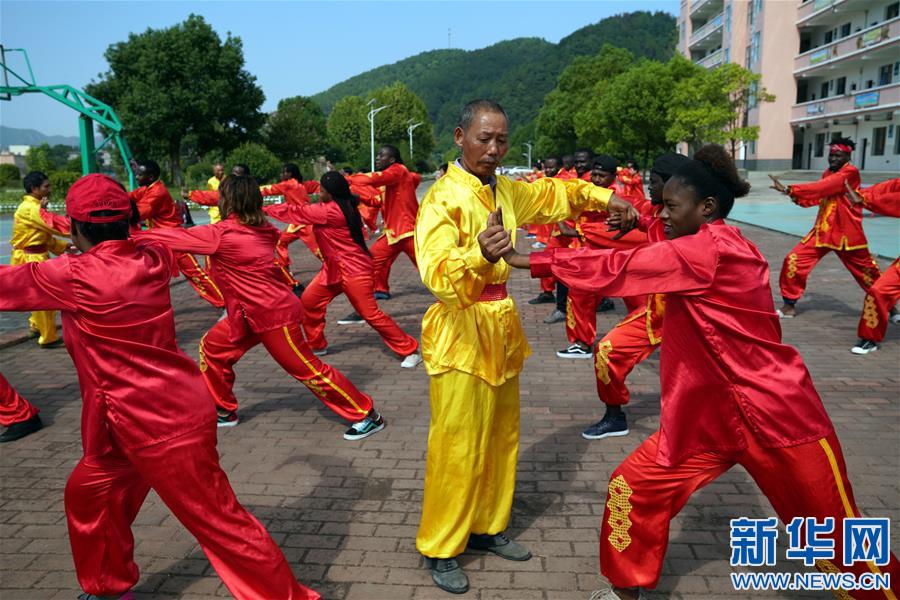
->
xmin=23 ymin=245 xmax=48 ymax=254
xmin=478 ymin=283 xmax=508 ymax=302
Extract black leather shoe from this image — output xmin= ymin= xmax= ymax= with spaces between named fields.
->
xmin=427 ymin=557 xmax=468 ymax=594
xmin=0 ymin=414 xmax=43 ymax=443
xmin=597 ymin=298 xmax=615 ymax=312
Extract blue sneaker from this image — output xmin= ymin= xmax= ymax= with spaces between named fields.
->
xmin=582 ymin=412 xmax=628 ymax=440
xmin=343 ymin=412 xmax=385 ymax=441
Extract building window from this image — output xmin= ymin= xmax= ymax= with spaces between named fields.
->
xmin=750 ymin=32 xmax=760 ymax=67
xmin=873 ymin=127 xmax=887 ymax=156
xmin=725 ymin=47 xmax=731 ymax=62
xmin=894 ymin=126 xmax=900 ymax=155
xmin=725 ymin=4 xmax=732 ymax=34
xmin=820 ymin=81 xmax=829 ymax=99
xmin=840 ymin=23 xmax=851 ymax=38
xmin=814 ymin=133 xmax=826 ymax=157
xmin=878 ymin=64 xmax=893 ymax=86
xmin=824 ymin=30 xmax=833 ymax=44
xmin=886 ymin=2 xmax=899 ymax=20
xmin=836 ymin=76 xmax=846 ymax=95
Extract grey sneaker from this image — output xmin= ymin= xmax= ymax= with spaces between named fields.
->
xmin=427 ymin=557 xmax=469 ymax=594
xmin=543 ymin=309 xmax=566 ymax=324
xmin=467 ymin=532 xmax=532 ymax=561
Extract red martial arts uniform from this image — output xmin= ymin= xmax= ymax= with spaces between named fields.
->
xmin=856 ymin=178 xmax=900 ymax=343
xmin=593 ymin=207 xmax=665 ymax=407
xmin=137 ymin=216 xmax=374 ymax=421
xmin=132 ymin=180 xmax=225 ymax=308
xmin=615 ymin=167 xmax=647 ymax=204
xmin=780 ymin=163 xmax=881 ymax=301
xmin=350 ymin=163 xmax=421 ymax=294
xmin=565 ymin=181 xmax=648 ymax=346
xmin=532 ymin=220 xmax=899 ymax=593
xmin=265 ymin=202 xmax=418 ymax=357
xmin=260 ymin=178 xmax=321 ymax=267
xmin=0 ymin=372 xmax=39 ymax=426
xmin=0 ymin=238 xmax=317 ymax=599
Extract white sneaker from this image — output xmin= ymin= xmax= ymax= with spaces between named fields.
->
xmin=851 ymin=339 xmax=879 ymax=355
xmin=891 ymin=312 xmax=900 ymax=324
xmin=218 ymin=310 xmax=228 ymax=322
xmin=312 ymin=347 xmax=328 ymax=357
xmin=590 ymin=584 xmax=645 ymax=600
xmin=775 ymin=309 xmax=794 ymax=319
xmin=400 ymin=353 xmax=422 ymax=368
xmin=531 ymin=241 xmax=547 ymax=249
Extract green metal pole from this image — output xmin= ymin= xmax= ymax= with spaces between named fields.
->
xmin=79 ymin=114 xmax=97 ymax=175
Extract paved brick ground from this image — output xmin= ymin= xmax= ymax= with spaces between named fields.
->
xmin=1 ymin=221 xmax=897 ymax=600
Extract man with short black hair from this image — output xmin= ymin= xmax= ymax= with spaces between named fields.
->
xmin=414 ymin=98 xmax=635 ymax=594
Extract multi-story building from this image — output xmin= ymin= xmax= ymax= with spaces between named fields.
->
xmin=678 ymin=0 xmax=900 ymax=172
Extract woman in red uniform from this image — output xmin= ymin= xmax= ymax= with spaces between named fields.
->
xmin=0 ymin=174 xmax=318 ymax=600
xmin=499 ymin=145 xmax=898 ymax=599
xmin=137 ymin=174 xmax=386 ymax=440
xmin=266 ymin=171 xmax=421 ymax=368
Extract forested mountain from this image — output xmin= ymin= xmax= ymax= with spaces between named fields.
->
xmin=312 ymin=11 xmax=675 ymax=151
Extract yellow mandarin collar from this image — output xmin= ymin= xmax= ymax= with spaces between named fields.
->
xmin=23 ymin=194 xmax=41 ymax=204
xmin=446 ymin=163 xmax=498 ymax=210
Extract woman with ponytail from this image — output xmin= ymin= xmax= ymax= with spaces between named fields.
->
xmin=496 ymin=145 xmax=898 ymax=599
xmin=266 ymin=171 xmax=421 ymax=368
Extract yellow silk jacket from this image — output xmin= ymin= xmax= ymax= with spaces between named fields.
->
xmin=206 ymin=176 xmax=222 ymax=224
xmin=11 ymin=195 xmax=68 ymax=265
xmin=415 ymin=162 xmax=611 ymax=386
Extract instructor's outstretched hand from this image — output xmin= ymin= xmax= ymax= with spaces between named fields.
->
xmin=606 ymin=194 xmax=639 ymax=238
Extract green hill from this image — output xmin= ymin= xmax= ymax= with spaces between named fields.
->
xmin=312 ymin=11 xmax=675 ymax=153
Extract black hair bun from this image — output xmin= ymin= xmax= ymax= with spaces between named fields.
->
xmin=694 ymin=144 xmax=751 ymax=198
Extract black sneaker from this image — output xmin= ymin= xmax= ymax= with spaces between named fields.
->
xmin=217 ymin=411 xmax=239 ymax=428
xmin=374 ymin=291 xmax=392 ymax=300
xmin=337 ymin=312 xmax=365 ymax=325
xmin=851 ymin=339 xmax=879 ymax=355
xmin=343 ymin=412 xmax=385 ymax=440
xmin=528 ymin=291 xmax=555 ymax=305
xmin=0 ymin=414 xmax=43 ymax=443
xmin=557 ymin=342 xmax=592 ymax=359
xmin=582 ymin=412 xmax=629 ymax=440
xmin=292 ymin=283 xmax=305 ymax=298
xmin=39 ymin=338 xmax=64 ymax=348
xmin=427 ymin=557 xmax=469 ymax=594
xmin=597 ymin=298 xmax=615 ymax=312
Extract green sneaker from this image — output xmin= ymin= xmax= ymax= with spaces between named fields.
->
xmin=467 ymin=532 xmax=532 ymax=561
xmin=343 ymin=412 xmax=385 ymax=441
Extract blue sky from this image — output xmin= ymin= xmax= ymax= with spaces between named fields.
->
xmin=0 ymin=0 xmax=677 ymax=137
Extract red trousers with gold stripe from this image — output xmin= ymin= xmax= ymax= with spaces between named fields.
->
xmin=779 ymin=239 xmax=881 ymax=302
xmin=301 ymin=271 xmax=419 ymax=357
xmin=0 ymin=372 xmax=38 ymax=427
xmin=65 ymin=424 xmax=319 ymax=599
xmin=371 ymin=235 xmax=417 ymax=294
xmin=565 ymin=293 xmax=645 ymax=346
xmin=593 ymin=311 xmax=659 ymax=406
xmin=858 ymin=258 xmax=900 ymax=343
xmin=199 ymin=319 xmax=373 ymax=421
xmin=276 ymin=225 xmax=321 ymax=271
xmin=600 ymin=428 xmax=900 ymax=595
xmin=176 ymin=252 xmax=225 ymax=308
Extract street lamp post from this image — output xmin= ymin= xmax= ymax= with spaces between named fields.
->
xmin=407 ymin=120 xmax=422 ymax=162
xmin=367 ymin=99 xmax=389 ymax=171
xmin=523 ymin=141 xmax=533 ymax=169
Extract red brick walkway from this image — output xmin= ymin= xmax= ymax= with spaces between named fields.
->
xmin=1 ymin=223 xmax=897 ymax=599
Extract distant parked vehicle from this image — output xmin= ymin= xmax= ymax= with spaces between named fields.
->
xmin=500 ymin=165 xmax=533 ymax=177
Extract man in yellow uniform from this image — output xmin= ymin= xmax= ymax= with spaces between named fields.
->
xmin=11 ymin=171 xmax=69 ymax=347
xmin=206 ymin=162 xmax=225 ymax=224
xmin=414 ymin=99 xmax=634 ymax=594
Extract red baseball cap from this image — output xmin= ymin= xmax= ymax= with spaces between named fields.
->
xmin=66 ymin=174 xmax=132 ymax=223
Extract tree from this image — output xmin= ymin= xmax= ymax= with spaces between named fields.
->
xmin=534 ymin=45 xmax=634 ymax=156
xmin=327 ymin=96 xmax=369 ymax=168
xmin=0 ymin=164 xmax=21 ymax=186
xmin=263 ymin=96 xmax=328 ymax=163
xmin=667 ymin=62 xmax=774 ymax=156
xmin=25 ymin=144 xmax=54 ymax=173
xmin=365 ymin=82 xmax=435 ymax=165
xmin=225 ymin=142 xmax=281 ymax=184
xmin=575 ymin=56 xmax=698 ymax=167
xmin=86 ymin=14 xmax=265 ymax=184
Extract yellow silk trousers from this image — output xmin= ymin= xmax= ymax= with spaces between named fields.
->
xmin=11 ymin=251 xmax=59 ymax=345
xmin=416 ymin=370 xmax=520 ymax=559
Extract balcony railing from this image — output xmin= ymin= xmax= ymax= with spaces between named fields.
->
xmin=794 ymin=18 xmax=899 ymax=73
xmin=690 ymin=0 xmax=722 ymax=16
xmin=796 ymin=0 xmax=850 ymax=26
xmin=791 ymin=82 xmax=900 ymax=122
xmin=696 ymin=49 xmax=724 ymax=69
xmin=689 ymin=11 xmax=724 ymax=47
